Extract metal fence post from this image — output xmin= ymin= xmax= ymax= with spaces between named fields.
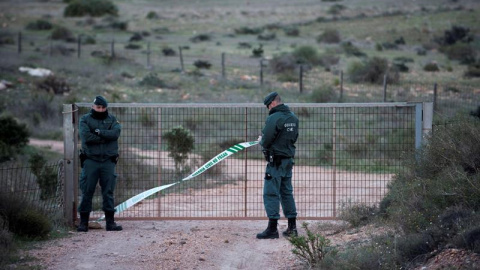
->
xmin=179 ymin=46 xmax=184 ymax=72
xmin=77 ymin=34 xmax=81 ymax=58
xmin=383 ymin=74 xmax=388 ymax=102
xmin=221 ymin=52 xmax=226 ymax=79
xmin=63 ymin=104 xmax=77 ymax=226
xmin=423 ymin=102 xmax=434 ymax=139
xmin=260 ymin=59 xmax=264 ymax=86
xmin=433 ymin=83 xmax=438 ymax=112
xmin=340 ymin=70 xmax=344 ymax=102
xmin=299 ymin=65 xmax=304 ymax=93
xmin=332 ymin=106 xmax=337 ymax=217
xmin=147 ymin=42 xmax=151 ymax=68
xmin=111 ymin=39 xmax=115 ymax=58
xmin=18 ymin=32 xmax=22 ymax=54
xmin=414 ymin=102 xmax=423 ymax=158
xmin=49 ymin=36 xmax=52 ymax=57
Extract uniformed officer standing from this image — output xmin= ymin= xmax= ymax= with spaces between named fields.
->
xmin=257 ymin=92 xmax=299 ymax=239
xmin=77 ymin=96 xmax=122 ymax=232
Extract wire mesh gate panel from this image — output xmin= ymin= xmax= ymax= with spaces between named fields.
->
xmin=68 ymin=103 xmax=423 ymax=220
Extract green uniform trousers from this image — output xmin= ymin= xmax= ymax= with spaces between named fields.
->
xmin=263 ymin=158 xmax=297 ymax=219
xmin=78 ymin=158 xmax=117 ymax=213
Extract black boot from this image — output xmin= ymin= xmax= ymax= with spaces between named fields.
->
xmin=282 ymin=218 xmax=298 ymax=237
xmin=105 ymin=211 xmax=122 ymax=231
xmin=256 ymin=219 xmax=279 ymax=239
xmin=77 ymin=212 xmax=90 ymax=232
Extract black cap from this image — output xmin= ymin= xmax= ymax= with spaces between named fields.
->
xmin=263 ymin=91 xmax=278 ymax=107
xmin=93 ymin=96 xmax=108 ymax=107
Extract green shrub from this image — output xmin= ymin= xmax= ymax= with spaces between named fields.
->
xmin=146 ymin=11 xmax=159 ymax=19
xmin=163 ymin=126 xmax=195 ymax=172
xmin=454 ymin=226 xmax=480 ymax=253
xmin=317 ymin=29 xmax=341 ymax=44
xmin=319 ymin=54 xmax=340 ymax=69
xmin=381 ymin=116 xmax=480 ymax=233
xmin=26 ymin=19 xmax=53 ymax=31
xmin=0 ymin=115 xmax=30 ymax=163
xmin=193 ymin=60 xmax=212 ymax=69
xmin=465 ymin=61 xmax=480 ymax=78
xmin=0 ymin=229 xmax=14 ymax=266
xmin=252 ymin=44 xmax=264 ymax=58
xmin=50 ymin=26 xmax=75 ymax=42
xmin=125 ymin=43 xmax=142 ymax=50
xmin=442 ymin=43 xmax=477 ymax=64
xmin=284 ymin=27 xmax=300 ymax=37
xmin=139 ymin=73 xmax=167 ymax=88
xmin=292 ymin=45 xmax=320 ymax=66
xmin=234 ymin=26 xmax=263 ymax=35
xmin=257 ymin=32 xmax=276 ymax=41
xmin=277 ymin=71 xmax=298 ymax=83
xmin=396 ymin=232 xmax=435 ymax=261
xmin=190 ymin=33 xmax=211 ymax=43
xmin=310 ymin=84 xmax=337 ymax=103
xmin=29 ymin=153 xmax=58 ymax=200
xmin=341 ymin=41 xmax=366 ymax=57
xmin=339 ymin=203 xmax=378 ymax=227
xmin=0 ymin=195 xmax=51 ymax=239
xmin=288 ymin=222 xmax=336 ymax=267
xmin=64 ymin=0 xmax=118 ymax=17
xmin=0 ymin=33 xmax=15 ymax=45
xmin=13 ymin=208 xmax=52 ymax=238
xmin=347 ymin=57 xmax=399 ymax=84
xmin=436 ymin=25 xmax=473 ymax=46
xmin=319 ymin=233 xmax=399 ymax=270
xmin=162 ymin=47 xmax=176 ymax=56
xmin=423 ymin=62 xmax=439 ymax=72
xmin=328 ymin=4 xmax=346 ymax=15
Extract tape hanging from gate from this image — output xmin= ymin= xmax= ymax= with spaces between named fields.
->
xmin=97 ymin=141 xmax=259 ymax=221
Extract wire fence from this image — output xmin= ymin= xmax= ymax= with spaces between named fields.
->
xmin=0 ymin=160 xmax=64 ymax=220
xmin=3 ymin=32 xmax=478 ymax=119
xmin=66 ymin=102 xmax=425 ymax=220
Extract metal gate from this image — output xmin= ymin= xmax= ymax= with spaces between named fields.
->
xmin=63 ymin=102 xmax=433 ymax=223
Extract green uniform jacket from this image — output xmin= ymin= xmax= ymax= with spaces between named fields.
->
xmin=79 ymin=111 xmax=121 ymax=162
xmin=260 ymin=104 xmax=298 ymax=157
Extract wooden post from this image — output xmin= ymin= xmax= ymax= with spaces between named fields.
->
xmin=340 ymin=70 xmax=344 ymax=102
xmin=433 ymin=83 xmax=438 ymax=112
xmin=63 ymin=104 xmax=77 ymax=226
xmin=178 ymin=46 xmax=184 ymax=72
xmin=18 ymin=32 xmax=22 ymax=54
xmin=260 ymin=59 xmax=264 ymax=86
xmin=299 ymin=65 xmax=304 ymax=93
xmin=77 ymin=35 xmax=81 ymax=58
xmin=49 ymin=37 xmax=52 ymax=57
xmin=147 ymin=42 xmax=151 ymax=68
xmin=111 ymin=39 xmax=115 ymax=58
xmin=383 ymin=74 xmax=388 ymax=102
xmin=221 ymin=52 xmax=226 ymax=79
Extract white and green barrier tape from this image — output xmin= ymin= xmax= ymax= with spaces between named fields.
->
xmin=97 ymin=141 xmax=259 ymax=221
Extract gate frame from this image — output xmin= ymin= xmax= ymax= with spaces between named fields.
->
xmin=63 ymin=102 xmax=433 ymax=225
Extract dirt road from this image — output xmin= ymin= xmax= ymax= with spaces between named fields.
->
xmin=26 ymin=220 xmax=305 ymax=270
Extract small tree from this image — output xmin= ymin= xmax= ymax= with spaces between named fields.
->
xmin=163 ymin=126 xmax=195 ymax=172
xmin=29 ymin=153 xmax=58 ymax=200
xmin=0 ymin=115 xmax=30 ymax=163
xmin=288 ymin=222 xmax=337 ymax=267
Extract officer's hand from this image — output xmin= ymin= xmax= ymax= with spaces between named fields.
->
xmin=257 ymin=135 xmax=262 ymax=142
xmin=94 ymin=129 xmax=101 ymax=136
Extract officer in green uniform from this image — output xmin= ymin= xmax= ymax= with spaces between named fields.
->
xmin=257 ymin=92 xmax=299 ymax=239
xmin=77 ymin=96 xmax=122 ymax=232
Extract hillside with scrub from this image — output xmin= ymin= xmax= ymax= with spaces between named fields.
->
xmin=0 ymin=0 xmax=479 ymax=269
